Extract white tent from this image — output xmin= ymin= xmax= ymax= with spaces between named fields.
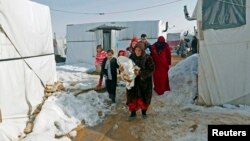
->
xmin=167 ymin=32 xmax=181 ymax=51
xmin=66 ymin=20 xmax=167 ymax=65
xmin=0 ymin=0 xmax=57 ymax=140
xmin=190 ymin=0 xmax=250 ymax=105
xmin=54 ymin=36 xmax=67 ymax=58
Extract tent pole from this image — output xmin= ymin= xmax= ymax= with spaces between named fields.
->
xmin=0 ymin=109 xmax=2 ymax=123
xmin=2 ymin=115 xmax=29 ymax=120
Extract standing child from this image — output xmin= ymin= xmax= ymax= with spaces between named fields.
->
xmin=95 ymin=45 xmax=107 ymax=73
xmin=96 ymin=50 xmax=119 ymax=103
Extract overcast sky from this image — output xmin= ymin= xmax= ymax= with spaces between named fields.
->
xmin=32 ymin=0 xmax=197 ymax=37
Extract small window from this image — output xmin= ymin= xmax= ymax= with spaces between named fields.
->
xmin=202 ymin=0 xmax=246 ymax=30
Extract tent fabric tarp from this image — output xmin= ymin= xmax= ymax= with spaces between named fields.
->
xmin=55 ymin=37 xmax=66 ymax=58
xmin=66 ymin=20 xmax=164 ymax=42
xmin=194 ymin=0 xmax=250 ymax=105
xmin=66 ymin=20 xmax=166 ymax=64
xmin=0 ymin=0 xmax=56 ymax=139
xmin=202 ymin=0 xmax=246 ymax=30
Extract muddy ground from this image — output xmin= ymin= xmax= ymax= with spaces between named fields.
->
xmin=73 ymin=55 xmax=250 ymax=141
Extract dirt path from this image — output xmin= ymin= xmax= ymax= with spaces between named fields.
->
xmin=171 ymin=55 xmax=184 ymax=67
xmin=74 ymin=55 xmax=184 ymax=141
xmin=73 ymin=55 xmax=250 ymax=141
xmin=74 ymin=89 xmax=140 ymax=141
xmin=74 ymin=90 xmax=250 ymax=141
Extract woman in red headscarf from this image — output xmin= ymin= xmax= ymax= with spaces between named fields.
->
xmin=126 ymin=37 xmax=138 ymax=56
xmin=150 ymin=36 xmax=171 ymax=95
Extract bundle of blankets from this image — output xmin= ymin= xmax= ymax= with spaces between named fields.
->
xmin=117 ymin=56 xmax=140 ymax=90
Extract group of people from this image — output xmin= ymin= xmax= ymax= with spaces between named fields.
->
xmin=95 ymin=34 xmax=171 ymax=121
xmin=177 ymin=35 xmax=198 ymax=57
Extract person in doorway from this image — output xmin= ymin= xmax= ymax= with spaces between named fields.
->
xmin=96 ymin=49 xmax=119 ymax=103
xmin=95 ymin=45 xmax=107 ymax=73
xmin=124 ymin=42 xmax=154 ymax=120
xmin=150 ymin=36 xmax=171 ymax=95
xmin=139 ymin=33 xmax=151 ymax=54
xmin=126 ymin=37 xmax=138 ymax=56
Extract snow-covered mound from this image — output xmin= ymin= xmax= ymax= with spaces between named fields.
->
xmin=56 ymin=63 xmax=95 ymax=73
xmin=168 ymin=54 xmax=198 ymax=105
xmin=24 ymin=91 xmax=111 ymax=141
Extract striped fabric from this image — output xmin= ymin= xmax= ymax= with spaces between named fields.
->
xmin=95 ymin=50 xmax=107 ymax=65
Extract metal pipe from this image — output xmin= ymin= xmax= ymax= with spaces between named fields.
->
xmin=162 ymin=22 xmax=168 ymax=32
xmin=184 ymin=5 xmax=196 ymax=21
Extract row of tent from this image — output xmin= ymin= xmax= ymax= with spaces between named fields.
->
xmin=54 ymin=25 xmax=187 ymax=64
xmin=187 ymin=0 xmax=250 ymax=105
xmin=1 ymin=0 xmax=250 ymax=140
xmin=0 ymin=0 xmax=57 ymax=140
xmin=65 ymin=0 xmax=250 ymax=106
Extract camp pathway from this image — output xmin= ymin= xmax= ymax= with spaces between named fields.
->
xmin=74 ymin=87 xmax=250 ymax=141
xmin=73 ymin=55 xmax=184 ymax=141
xmin=73 ymin=101 xmax=141 ymax=141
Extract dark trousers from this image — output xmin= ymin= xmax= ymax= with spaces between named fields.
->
xmin=105 ymin=79 xmax=117 ymax=102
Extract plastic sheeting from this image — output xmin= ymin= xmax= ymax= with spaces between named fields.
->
xmin=202 ymin=0 xmax=246 ymax=30
xmin=194 ymin=0 xmax=250 ymax=105
xmin=67 ymin=21 xmax=165 ymax=42
xmin=0 ymin=0 xmax=57 ymax=139
xmin=54 ymin=37 xmax=66 ymax=57
xmin=66 ymin=42 xmax=96 ymax=65
xmin=66 ymin=20 xmax=166 ymax=64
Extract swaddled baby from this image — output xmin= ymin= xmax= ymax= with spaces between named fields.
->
xmin=117 ymin=56 xmax=140 ymax=90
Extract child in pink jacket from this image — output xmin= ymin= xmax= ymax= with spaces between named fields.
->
xmin=95 ymin=45 xmax=107 ymax=73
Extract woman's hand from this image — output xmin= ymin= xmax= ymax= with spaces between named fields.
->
xmin=134 ymin=65 xmax=140 ymax=76
xmin=134 ymin=69 xmax=140 ymax=76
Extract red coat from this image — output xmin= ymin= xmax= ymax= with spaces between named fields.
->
xmin=151 ymin=42 xmax=171 ymax=95
xmin=95 ymin=50 xmax=107 ymax=65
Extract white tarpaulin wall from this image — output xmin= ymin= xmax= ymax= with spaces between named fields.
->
xmin=54 ymin=37 xmax=66 ymax=57
xmin=194 ymin=0 xmax=250 ymax=105
xmin=66 ymin=20 xmax=166 ymax=65
xmin=0 ymin=0 xmax=56 ymax=139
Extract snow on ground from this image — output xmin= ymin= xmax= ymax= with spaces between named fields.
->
xmin=24 ymin=91 xmax=113 ymax=141
xmin=168 ymin=54 xmax=198 ymax=105
xmin=24 ymin=63 xmax=113 ymax=141
xmin=0 ymin=119 xmax=27 ymax=141
xmin=56 ymin=63 xmax=98 ymax=91
xmin=126 ymin=54 xmax=250 ymax=141
xmin=24 ymin=57 xmax=250 ymax=141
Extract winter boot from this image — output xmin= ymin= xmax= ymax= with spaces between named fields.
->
xmin=141 ymin=110 xmax=147 ymax=119
xmin=127 ymin=111 xmax=136 ymax=121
